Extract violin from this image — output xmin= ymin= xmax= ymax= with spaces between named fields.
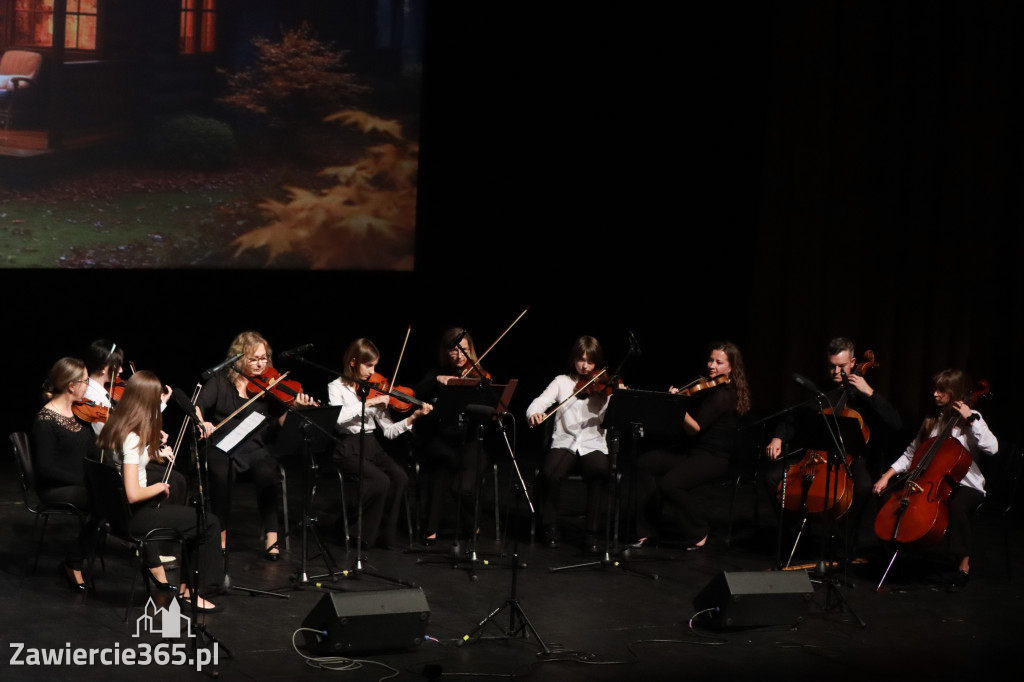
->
xmin=874 ymin=380 xmax=990 ymax=548
xmin=574 ymin=370 xmax=624 ymax=398
xmin=366 ymin=372 xmax=428 ymax=411
xmin=106 ymin=360 xmax=136 ymax=405
xmin=776 ymin=350 xmax=881 ymax=519
xmin=245 ymin=366 xmax=314 ymax=406
xmin=72 ymin=399 xmax=110 ymax=423
xmin=675 ymin=374 xmax=731 ymax=396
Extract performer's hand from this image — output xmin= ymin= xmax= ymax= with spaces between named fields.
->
xmin=951 ymin=400 xmax=973 ymax=419
xmin=528 ymin=413 xmax=544 ymax=426
xmin=847 ymin=374 xmax=874 ymax=397
xmin=294 ymin=392 xmax=317 ymax=407
xmin=872 ymin=473 xmax=892 ymax=495
xmin=159 ymin=445 xmax=174 ymax=463
xmin=766 ymin=437 xmax=783 ymax=460
xmin=368 ymin=394 xmax=390 ymax=409
xmin=199 ymin=422 xmax=215 ymax=439
xmin=161 ymin=384 xmax=172 ymax=405
xmin=667 ymin=386 xmax=680 ymax=394
xmin=436 ymin=375 xmax=456 ymax=386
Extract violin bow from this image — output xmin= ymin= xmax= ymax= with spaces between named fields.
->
xmin=209 ymin=371 xmax=290 ymax=435
xmin=532 ymin=368 xmax=608 ymax=428
xmin=164 ymin=382 xmax=201 ymax=485
xmin=390 ymin=325 xmax=412 ymax=389
xmin=459 ymin=306 xmax=530 ymax=379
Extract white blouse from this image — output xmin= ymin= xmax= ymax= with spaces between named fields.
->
xmin=327 ymin=378 xmax=413 ymax=439
xmin=889 ymin=411 xmax=999 ymax=494
xmin=525 ymin=375 xmax=609 ymax=456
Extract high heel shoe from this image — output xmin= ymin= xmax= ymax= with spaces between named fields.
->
xmin=264 ymin=546 xmax=281 ymax=561
xmin=58 ymin=562 xmax=86 ymax=593
xmin=177 ymin=594 xmax=224 ymax=614
xmin=142 ymin=566 xmax=178 ymax=593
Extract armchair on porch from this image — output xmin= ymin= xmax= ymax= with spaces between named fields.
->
xmin=0 ymin=50 xmax=43 ymax=130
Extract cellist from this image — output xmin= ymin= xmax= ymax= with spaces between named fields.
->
xmin=764 ymin=337 xmax=902 ymax=556
xmin=872 ymin=369 xmax=998 ymax=592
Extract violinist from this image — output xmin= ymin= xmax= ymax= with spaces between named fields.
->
xmin=872 ymin=369 xmax=998 ymax=592
xmin=764 ymin=337 xmax=901 ymax=555
xmin=526 ymin=336 xmax=611 ymax=553
xmin=95 ymin=371 xmax=224 ymax=611
xmin=327 ymin=338 xmax=433 ymax=549
xmin=194 ymin=331 xmax=317 ymax=560
xmin=82 ymin=339 xmax=185 ymax=505
xmin=81 ymin=339 xmax=125 ymax=434
xmin=31 ymin=357 xmax=95 ymax=591
xmin=631 ymin=341 xmax=751 ymax=550
xmin=412 ymin=327 xmax=490 ymax=546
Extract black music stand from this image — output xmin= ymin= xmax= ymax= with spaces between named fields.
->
xmin=414 ymin=379 xmax=518 ymax=580
xmin=267 ymin=405 xmax=344 ymax=589
xmin=550 ymin=389 xmax=690 ymax=578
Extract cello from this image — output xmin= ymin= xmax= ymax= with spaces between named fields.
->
xmin=873 ymin=380 xmax=990 ymax=548
xmin=777 ymin=350 xmax=880 ymax=519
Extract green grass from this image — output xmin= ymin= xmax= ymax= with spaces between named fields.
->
xmin=0 ymin=188 xmax=258 ymax=268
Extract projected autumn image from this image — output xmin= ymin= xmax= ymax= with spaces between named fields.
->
xmin=0 ymin=3 xmax=423 ymax=269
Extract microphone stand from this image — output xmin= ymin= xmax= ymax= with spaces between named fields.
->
xmin=803 ymin=387 xmax=865 ymax=628
xmin=457 ymin=410 xmax=552 ymax=655
xmin=177 ymin=395 xmax=233 ymax=662
xmin=289 ymin=356 xmax=416 ymax=589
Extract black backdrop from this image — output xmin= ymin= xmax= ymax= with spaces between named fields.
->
xmin=3 ymin=2 xmax=1022 ymax=458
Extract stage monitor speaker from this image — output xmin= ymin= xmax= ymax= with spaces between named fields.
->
xmin=301 ymin=588 xmax=430 ymax=655
xmin=693 ymin=570 xmax=813 ymax=629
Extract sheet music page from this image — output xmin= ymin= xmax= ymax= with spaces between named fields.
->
xmin=216 ymin=412 xmax=266 ymax=452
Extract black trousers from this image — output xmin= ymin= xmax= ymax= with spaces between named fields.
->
xmin=334 ymin=432 xmax=409 ymax=546
xmin=419 ymin=433 xmax=485 ymax=538
xmin=206 ymin=447 xmax=281 ymax=535
xmin=537 ymin=448 xmax=608 ymax=532
xmin=634 ymin=447 xmax=729 ymax=542
xmin=128 ymin=502 xmax=224 ymax=590
xmin=39 ymin=484 xmax=93 ymax=571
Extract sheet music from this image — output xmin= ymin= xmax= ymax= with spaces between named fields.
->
xmin=215 ymin=412 xmax=267 ymax=452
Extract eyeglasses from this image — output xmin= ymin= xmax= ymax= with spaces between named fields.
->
xmin=246 ymin=356 xmax=269 ymax=365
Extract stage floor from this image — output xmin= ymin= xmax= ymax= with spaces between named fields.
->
xmin=2 ymin=450 xmax=1020 ymax=681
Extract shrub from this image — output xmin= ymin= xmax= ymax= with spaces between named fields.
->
xmin=148 ymin=115 xmax=236 ymax=169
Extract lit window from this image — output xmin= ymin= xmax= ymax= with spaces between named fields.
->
xmin=181 ymin=0 xmax=216 ymax=54
xmin=13 ymin=0 xmax=98 ymax=50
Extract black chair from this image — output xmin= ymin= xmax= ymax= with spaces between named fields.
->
xmin=9 ymin=431 xmax=87 ymax=574
xmin=83 ymin=457 xmax=185 ymax=622
xmin=977 ymin=442 xmax=1023 ymax=581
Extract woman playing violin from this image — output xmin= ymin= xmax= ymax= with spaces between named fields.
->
xmin=328 ymin=338 xmax=433 ymax=549
xmin=631 ymin=341 xmax=751 ymax=550
xmin=31 ymin=357 xmax=96 ymax=591
xmin=872 ymin=369 xmax=998 ymax=591
xmin=96 ymin=371 xmax=224 ymax=611
xmin=526 ymin=336 xmax=611 ymax=552
xmin=194 ymin=331 xmax=316 ymax=560
xmin=412 ymin=327 xmax=490 ymax=546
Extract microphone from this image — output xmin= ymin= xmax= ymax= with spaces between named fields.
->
xmin=792 ymin=373 xmax=825 ymax=396
xmin=448 ymin=330 xmax=468 ymax=350
xmin=278 ymin=343 xmax=313 ymax=360
xmin=840 ymin=369 xmax=851 ymax=391
xmin=201 ymin=353 xmax=242 ymax=381
xmin=463 ymin=404 xmax=497 ymax=417
xmin=172 ymin=388 xmax=202 ymax=422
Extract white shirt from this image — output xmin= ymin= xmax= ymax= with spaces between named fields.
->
xmin=890 ymin=411 xmax=999 ymax=493
xmin=526 ymin=375 xmax=609 ymax=455
xmin=327 ymin=378 xmax=413 ymax=439
xmin=85 ymin=378 xmax=111 ymax=436
xmin=121 ymin=432 xmax=150 ymax=488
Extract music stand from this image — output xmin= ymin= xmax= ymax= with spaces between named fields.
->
xmin=415 ymin=380 xmax=518 ymax=580
xmin=550 ymin=389 xmax=690 ymax=578
xmin=268 ymin=405 xmax=344 ymax=588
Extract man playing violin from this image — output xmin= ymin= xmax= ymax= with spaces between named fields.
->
xmin=765 ymin=337 xmax=902 ymax=558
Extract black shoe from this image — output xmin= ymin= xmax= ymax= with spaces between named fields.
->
xmin=59 ymin=562 xmax=86 ymax=593
xmin=948 ymin=570 xmax=970 ymax=593
xmin=684 ymin=535 xmax=708 ymax=552
xmin=542 ymin=525 xmax=560 ymax=549
xmin=177 ymin=594 xmax=224 ymax=613
xmin=422 ymin=533 xmax=437 ymax=547
xmin=264 ymin=548 xmax=281 ymax=562
xmin=142 ymin=566 xmax=178 ymax=593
